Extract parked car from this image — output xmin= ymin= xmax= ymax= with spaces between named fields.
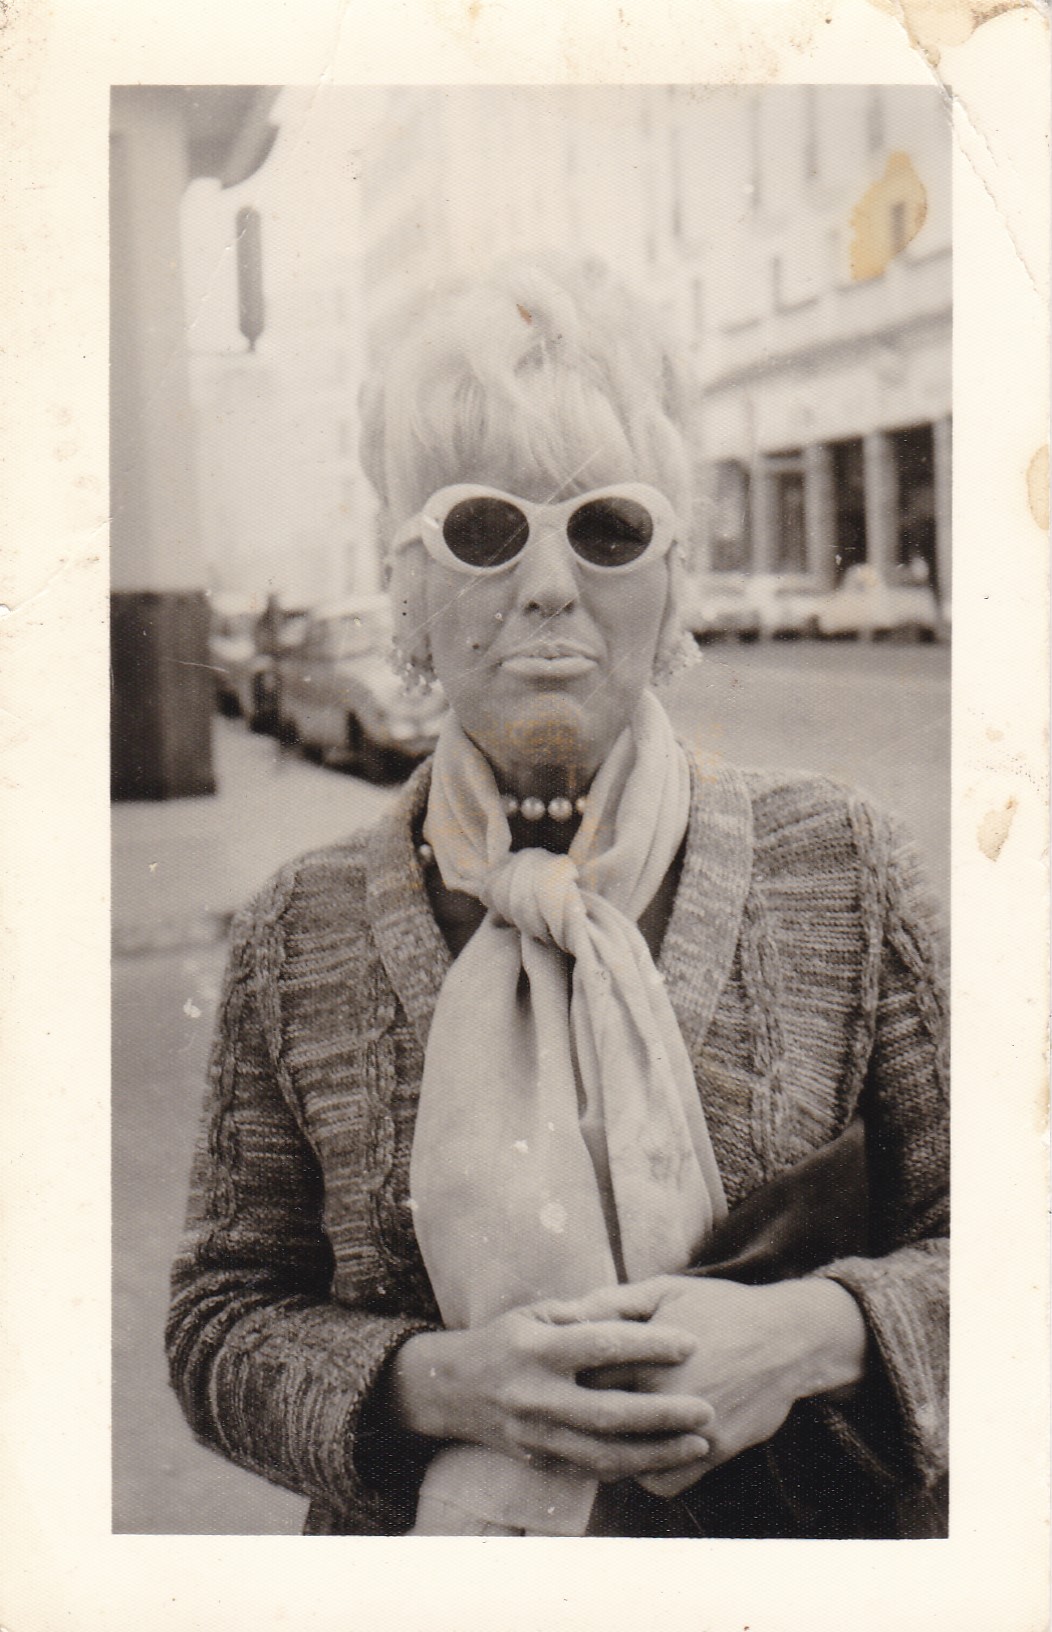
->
xmin=208 ymin=592 xmax=261 ymax=716
xmin=680 ymin=572 xmax=761 ymax=642
xmin=816 ymin=563 xmax=940 ymax=640
xmin=239 ymin=605 xmax=309 ymax=734
xmin=744 ymin=574 xmax=827 ymax=639
xmin=277 ymin=595 xmax=448 ymax=779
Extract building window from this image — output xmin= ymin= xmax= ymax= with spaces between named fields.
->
xmin=773 ymin=469 xmax=806 ymax=572
xmin=831 ymin=437 xmax=867 ymax=580
xmin=669 ymin=125 xmax=683 ymax=240
xmin=890 ymin=423 xmax=938 ymax=592
xmin=709 ymin=460 xmax=751 ymax=572
xmin=748 ymin=98 xmax=762 ymax=212
xmin=803 ymin=87 xmax=819 ymax=184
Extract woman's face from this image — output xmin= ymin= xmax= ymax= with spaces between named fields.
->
xmin=419 ymin=470 xmax=675 ymax=793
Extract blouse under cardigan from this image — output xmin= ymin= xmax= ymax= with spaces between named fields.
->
xmin=166 ymin=756 xmax=949 ymax=1537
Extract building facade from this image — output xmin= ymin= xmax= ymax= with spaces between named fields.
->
xmin=665 ymin=87 xmax=951 ymax=607
xmin=191 ymin=254 xmax=379 ymax=603
xmin=357 ymin=86 xmax=672 ymax=351
xmin=353 ymin=85 xmax=951 ymax=612
xmin=177 ymin=87 xmax=950 ymax=645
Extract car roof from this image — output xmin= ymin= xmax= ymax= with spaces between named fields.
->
xmin=209 ymin=590 xmax=264 ymax=617
xmin=310 ymin=594 xmax=393 ymax=622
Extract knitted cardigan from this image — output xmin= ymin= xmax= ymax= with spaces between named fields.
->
xmin=167 ymin=755 xmax=949 ymax=1538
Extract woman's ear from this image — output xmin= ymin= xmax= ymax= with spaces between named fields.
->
xmin=652 ymin=544 xmax=699 ymax=687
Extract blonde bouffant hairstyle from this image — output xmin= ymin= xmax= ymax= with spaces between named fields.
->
xmin=358 ymin=255 xmax=699 ymax=681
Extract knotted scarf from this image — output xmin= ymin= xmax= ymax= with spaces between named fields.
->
xmin=408 ymin=690 xmax=727 ymax=1535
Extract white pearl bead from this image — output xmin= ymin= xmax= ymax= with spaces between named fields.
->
xmin=417 ymin=842 xmax=434 ymax=865
xmin=547 ymin=796 xmax=573 ymax=822
xmin=575 ymin=795 xmax=589 ymax=816
xmin=520 ymin=796 xmax=546 ymax=822
xmin=501 ymin=795 xmax=520 ymax=818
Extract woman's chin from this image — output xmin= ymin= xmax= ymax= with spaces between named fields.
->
xmin=475 ymin=691 xmax=600 ymax=784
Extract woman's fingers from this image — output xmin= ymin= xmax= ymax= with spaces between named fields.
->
xmin=526 ymin=1426 xmax=711 ymax=1483
xmin=637 ymin=1458 xmax=710 ymax=1498
xmin=533 ymin=1278 xmax=676 ymax=1327
xmin=536 ymin=1380 xmax=713 ymax=1438
xmin=542 ymin=1317 xmax=696 ymax=1373
xmin=577 ymin=1362 xmax=642 ymax=1391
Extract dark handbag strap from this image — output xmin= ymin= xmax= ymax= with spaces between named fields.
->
xmin=691 ymin=1115 xmax=869 ymax=1285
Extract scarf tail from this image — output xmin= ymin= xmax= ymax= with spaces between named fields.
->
xmin=410 ymin=693 xmax=726 ymax=1535
xmin=411 ymin=1446 xmax=597 ymax=1537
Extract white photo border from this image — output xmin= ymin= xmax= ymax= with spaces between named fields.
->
xmin=2 ymin=1 xmax=1049 ymax=1628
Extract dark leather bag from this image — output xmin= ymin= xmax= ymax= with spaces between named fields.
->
xmin=691 ymin=1113 xmax=869 ymax=1283
xmin=589 ymin=1114 xmax=947 ymax=1538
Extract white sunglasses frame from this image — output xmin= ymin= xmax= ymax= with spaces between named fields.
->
xmin=390 ymin=482 xmax=681 ymax=577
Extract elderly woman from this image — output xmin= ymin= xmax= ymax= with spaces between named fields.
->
xmin=167 ymin=258 xmax=948 ymax=1539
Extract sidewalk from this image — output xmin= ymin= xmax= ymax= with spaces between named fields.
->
xmin=112 ymin=720 xmax=395 ymax=954
xmin=113 ymin=717 xmax=398 ymax=1532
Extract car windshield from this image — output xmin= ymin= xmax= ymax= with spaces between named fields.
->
xmin=215 ymin=613 xmax=255 ymax=639
xmin=278 ymin=615 xmax=309 ymax=649
xmin=330 ymin=609 xmax=392 ymax=659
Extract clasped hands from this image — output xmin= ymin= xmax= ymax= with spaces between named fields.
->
xmin=390 ymin=1273 xmax=867 ymax=1498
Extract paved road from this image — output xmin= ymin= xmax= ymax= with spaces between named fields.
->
xmin=664 ymin=640 xmax=949 ymax=908
xmin=113 ymin=642 xmax=949 ymax=1534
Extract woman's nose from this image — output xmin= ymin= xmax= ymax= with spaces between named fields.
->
xmin=512 ymin=522 xmax=580 ymax=615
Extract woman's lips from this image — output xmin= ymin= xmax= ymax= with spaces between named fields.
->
xmin=499 ymin=648 xmax=598 ymax=680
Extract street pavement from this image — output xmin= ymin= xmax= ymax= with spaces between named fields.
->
xmin=113 ymin=726 xmax=395 ymax=955
xmin=665 ymin=640 xmax=949 ymax=909
xmin=112 ymin=641 xmax=949 ymax=1533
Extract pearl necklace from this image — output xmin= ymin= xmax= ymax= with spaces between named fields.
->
xmin=501 ymin=793 xmax=589 ymax=823
xmin=417 ymin=792 xmax=588 ymax=867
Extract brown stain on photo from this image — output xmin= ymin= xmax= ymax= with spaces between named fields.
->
xmin=1027 ymin=444 xmax=1050 ymax=533
xmin=849 ymin=152 xmax=928 ymax=282
xmin=865 ymin=0 xmax=1043 ymax=64
xmin=977 ymin=795 xmax=1018 ymax=860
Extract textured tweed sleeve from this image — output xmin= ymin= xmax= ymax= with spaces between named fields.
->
xmin=165 ymin=867 xmax=434 ymax=1533
xmin=812 ymin=803 xmax=950 ymax=1505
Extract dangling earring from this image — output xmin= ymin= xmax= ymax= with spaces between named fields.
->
xmin=391 ymin=634 xmax=436 ymax=695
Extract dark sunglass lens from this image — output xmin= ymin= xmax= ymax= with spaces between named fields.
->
xmin=442 ymin=498 xmax=528 ymax=568
xmin=567 ymin=496 xmax=654 ymax=567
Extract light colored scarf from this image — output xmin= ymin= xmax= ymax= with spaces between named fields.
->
xmin=408 ymin=690 xmax=727 ymax=1535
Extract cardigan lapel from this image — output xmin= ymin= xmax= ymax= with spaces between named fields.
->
xmin=365 ymin=750 xmax=754 ymax=1072
xmin=657 ymin=753 xmax=754 ymax=1071
xmin=364 ymin=760 xmax=451 ymax=1054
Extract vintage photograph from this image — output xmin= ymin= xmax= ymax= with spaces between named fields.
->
xmin=110 ymin=84 xmax=952 ymax=1539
